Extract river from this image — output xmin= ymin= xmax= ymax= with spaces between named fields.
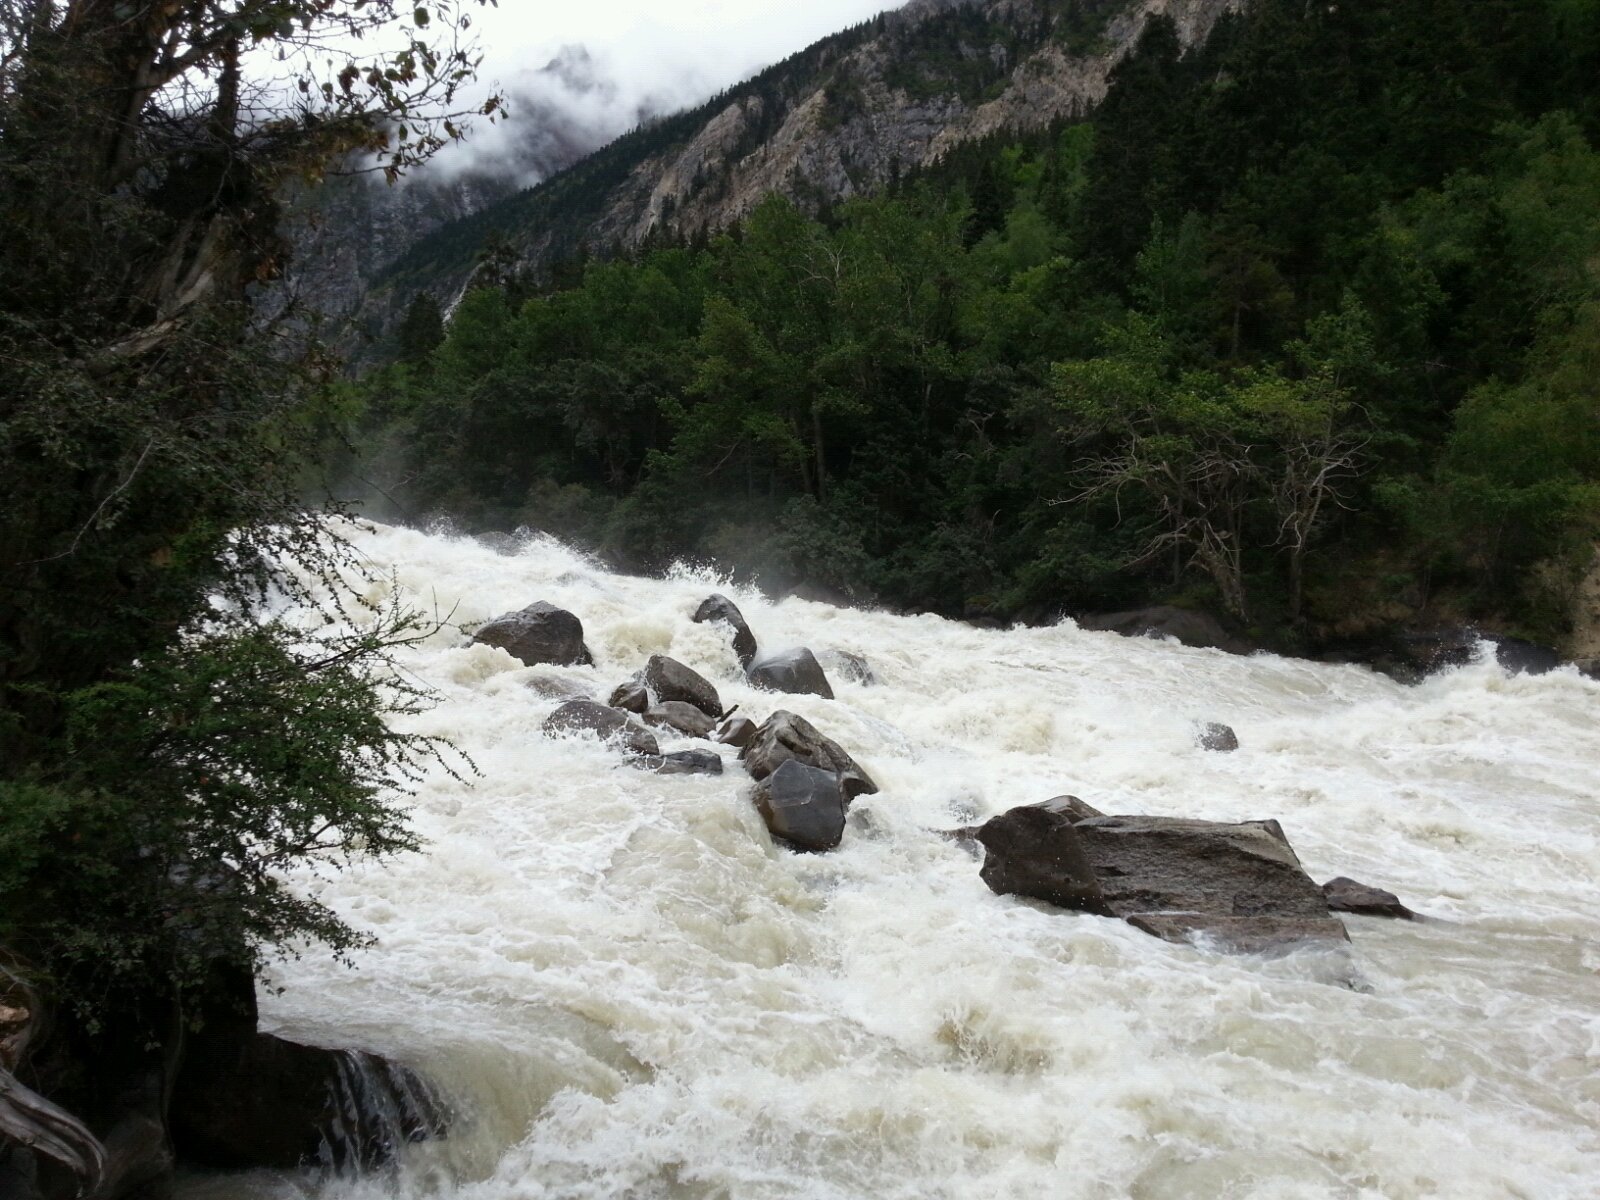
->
xmin=180 ymin=519 xmax=1600 ymax=1200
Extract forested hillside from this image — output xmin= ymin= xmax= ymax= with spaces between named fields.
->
xmin=351 ymin=0 xmax=1600 ymax=655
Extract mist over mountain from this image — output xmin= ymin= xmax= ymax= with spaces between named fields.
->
xmin=364 ymin=0 xmax=1235 ymax=324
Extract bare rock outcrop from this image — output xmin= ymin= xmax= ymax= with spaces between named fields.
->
xmin=976 ymin=808 xmax=1349 ymax=954
xmin=473 ymin=601 xmax=593 ymax=667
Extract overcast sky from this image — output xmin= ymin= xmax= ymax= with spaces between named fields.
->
xmin=431 ymin=0 xmax=909 ymax=180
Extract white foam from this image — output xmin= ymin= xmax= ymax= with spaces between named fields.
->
xmin=183 ymin=519 xmax=1600 ymax=1200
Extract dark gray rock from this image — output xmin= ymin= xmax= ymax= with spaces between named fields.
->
xmin=1199 ymin=722 xmax=1239 ymax=752
xmin=1340 ymin=627 xmax=1567 ymax=684
xmin=543 ymin=699 xmax=658 ymax=757
xmin=1322 ymin=876 xmax=1416 ymax=920
xmin=753 ymin=760 xmax=847 ymax=852
xmin=820 ymin=650 xmax=877 ymax=686
xmin=692 ymin=594 xmax=758 ymax=667
xmin=172 ymin=1034 xmax=444 ymax=1170
xmin=473 ymin=601 xmax=593 ymax=667
xmin=1078 ymin=606 xmax=1257 ymax=656
xmin=714 ymin=715 xmax=759 ymax=749
xmin=642 ymin=702 xmax=717 ymax=739
xmin=1034 ymin=794 xmax=1103 ymax=822
xmin=608 ymin=677 xmax=649 ymax=713
xmin=976 ymin=809 xmax=1348 ymax=954
xmin=636 ymin=749 xmax=725 ymax=776
xmin=747 ymin=647 xmax=834 ymax=700
xmin=643 ymin=655 xmax=723 ymax=718
xmin=741 ymin=710 xmax=877 ymax=800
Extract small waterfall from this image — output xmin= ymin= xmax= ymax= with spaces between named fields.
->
xmin=316 ymin=1051 xmax=449 ymax=1175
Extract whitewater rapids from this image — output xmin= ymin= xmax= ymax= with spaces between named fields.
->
xmin=182 ymin=520 xmax=1600 ymax=1200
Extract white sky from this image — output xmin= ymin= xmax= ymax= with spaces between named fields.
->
xmin=434 ymin=0 xmax=909 ymax=180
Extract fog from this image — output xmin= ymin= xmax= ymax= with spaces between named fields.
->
xmin=428 ymin=0 xmax=910 ymax=184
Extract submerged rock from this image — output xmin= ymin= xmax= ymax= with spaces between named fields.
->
xmin=693 ymin=594 xmax=758 ymax=667
xmin=643 ymin=654 xmax=723 ymax=718
xmin=543 ymin=699 xmax=659 ymax=757
xmin=1322 ymin=876 xmax=1416 ymax=920
xmin=753 ymin=760 xmax=847 ymax=852
xmin=741 ymin=710 xmax=877 ymax=800
xmin=1078 ymin=606 xmax=1257 ymax=656
xmin=642 ymin=701 xmax=718 ymax=739
xmin=976 ymin=808 xmax=1348 ymax=955
xmin=1198 ymin=722 xmax=1239 ymax=752
xmin=473 ymin=601 xmax=593 ymax=667
xmin=636 ymin=749 xmax=725 ymax=776
xmin=747 ymin=647 xmax=834 ymax=700
xmin=820 ymin=649 xmax=878 ymax=686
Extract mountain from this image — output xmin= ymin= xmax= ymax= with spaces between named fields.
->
xmin=273 ymin=44 xmax=680 ymax=345
xmin=368 ymin=0 xmax=1236 ymax=315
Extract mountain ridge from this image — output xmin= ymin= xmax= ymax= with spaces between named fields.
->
xmin=368 ymin=0 xmax=1236 ymax=318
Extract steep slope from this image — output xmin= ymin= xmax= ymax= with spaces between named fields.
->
xmin=375 ymin=0 xmax=1236 ymax=307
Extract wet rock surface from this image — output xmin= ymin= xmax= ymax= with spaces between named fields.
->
xmin=747 ymin=647 xmax=834 ymax=700
xmin=608 ymin=677 xmax=648 ymax=713
xmin=1199 ymin=722 xmax=1239 ymax=752
xmin=643 ymin=701 xmax=718 ymax=739
xmin=172 ymin=1035 xmax=443 ymax=1171
xmin=977 ymin=808 xmax=1348 ymax=954
xmin=820 ymin=649 xmax=878 ymax=686
xmin=643 ymin=654 xmax=723 ymax=718
xmin=1322 ymin=876 xmax=1417 ymax=920
xmin=1078 ymin=606 xmax=1258 ymax=656
xmin=714 ymin=715 xmax=759 ymax=748
xmin=752 ymin=760 xmax=847 ymax=852
xmin=741 ymin=710 xmax=877 ymax=800
xmin=638 ymin=749 xmax=725 ymax=776
xmin=692 ymin=594 xmax=758 ymax=667
xmin=473 ymin=601 xmax=593 ymax=667
xmin=543 ymin=699 xmax=659 ymax=757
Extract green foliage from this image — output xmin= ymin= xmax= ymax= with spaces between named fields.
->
xmin=352 ymin=0 xmax=1600 ymax=646
xmin=0 ymin=0 xmax=489 ymax=1025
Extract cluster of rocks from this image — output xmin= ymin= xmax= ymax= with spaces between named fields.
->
xmin=1082 ymin=603 xmax=1600 ymax=683
xmin=471 ymin=594 xmax=1416 ymax=954
xmin=473 ymin=593 xmax=879 ymax=851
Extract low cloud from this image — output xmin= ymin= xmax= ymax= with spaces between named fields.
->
xmin=427 ymin=0 xmax=907 ymax=186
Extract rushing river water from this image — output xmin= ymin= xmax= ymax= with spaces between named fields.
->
xmin=181 ymin=519 xmax=1600 ymax=1200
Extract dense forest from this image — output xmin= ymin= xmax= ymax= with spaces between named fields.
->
xmin=354 ymin=0 xmax=1600 ymax=652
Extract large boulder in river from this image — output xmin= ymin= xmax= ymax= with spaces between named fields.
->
xmin=741 ymin=711 xmax=877 ymax=800
xmin=692 ymin=594 xmax=758 ymax=667
xmin=643 ymin=654 xmax=722 ymax=718
xmin=753 ymin=760 xmax=847 ymax=852
xmin=172 ymin=1035 xmax=443 ymax=1170
xmin=543 ymin=699 xmax=659 ymax=756
xmin=747 ymin=648 xmax=834 ymax=700
xmin=473 ymin=601 xmax=593 ymax=667
xmin=976 ymin=808 xmax=1348 ymax=954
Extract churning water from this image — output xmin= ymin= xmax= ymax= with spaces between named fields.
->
xmin=182 ymin=520 xmax=1600 ymax=1200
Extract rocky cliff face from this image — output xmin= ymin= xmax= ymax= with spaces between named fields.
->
xmin=365 ymin=0 xmax=1237 ymax=319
